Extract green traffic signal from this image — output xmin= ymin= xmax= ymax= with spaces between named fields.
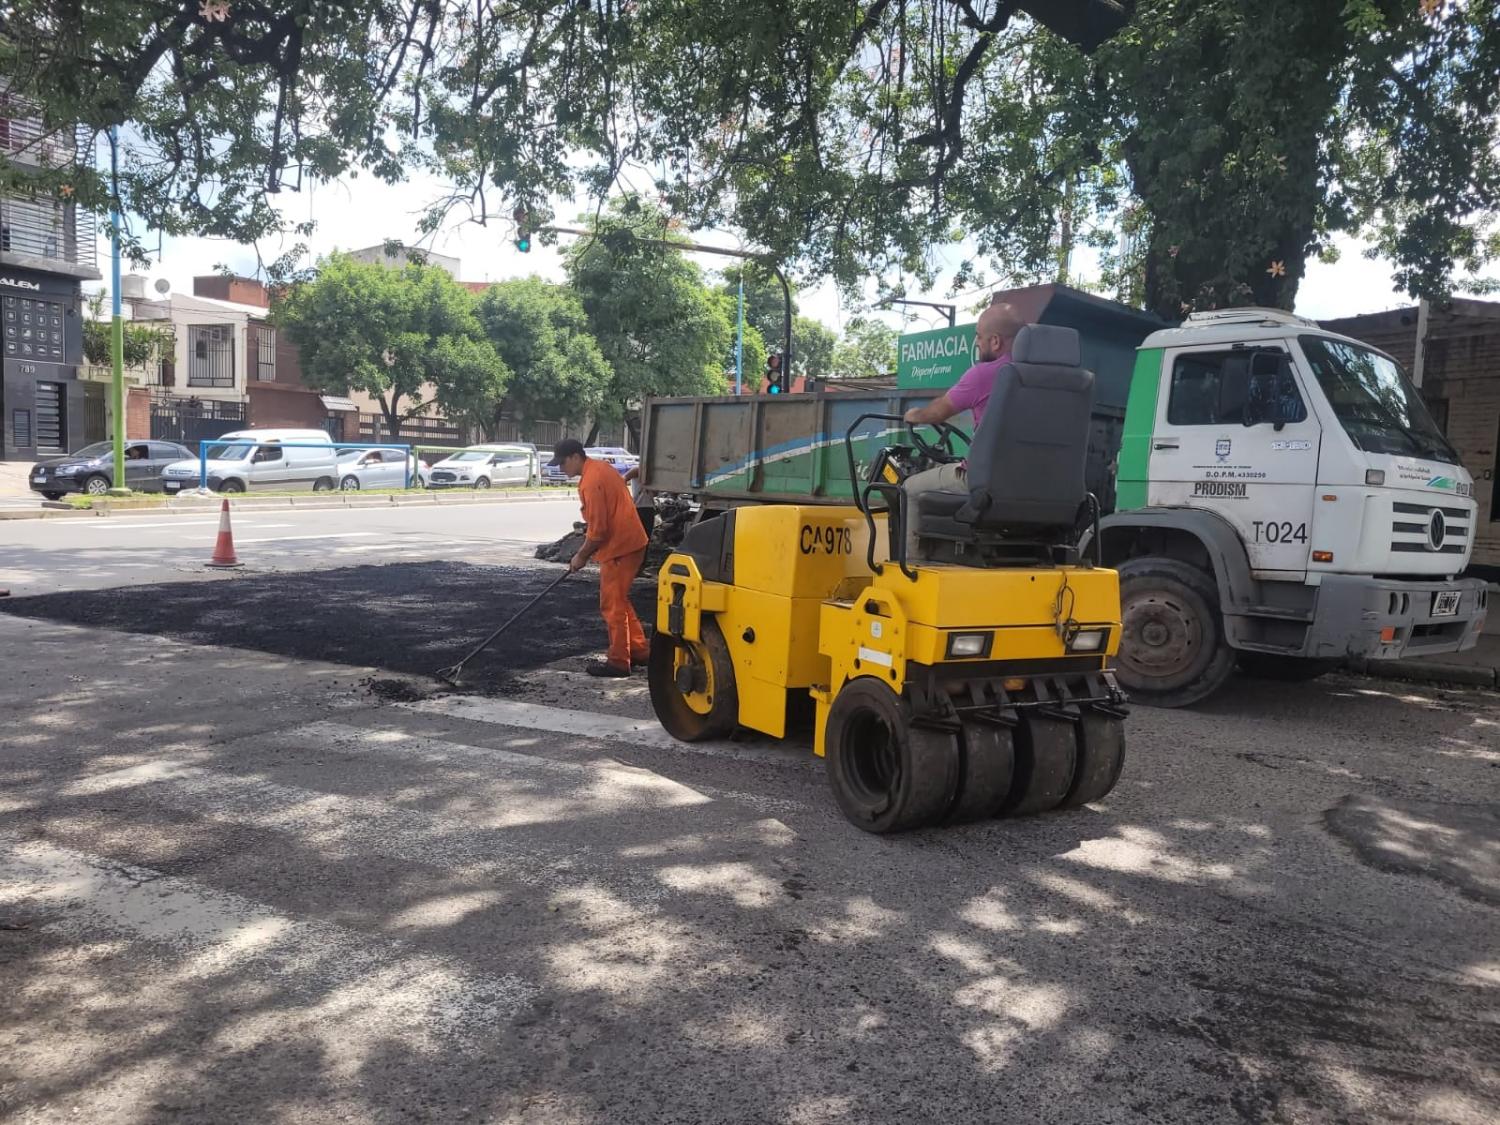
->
xmin=515 ymin=236 xmax=531 ymax=253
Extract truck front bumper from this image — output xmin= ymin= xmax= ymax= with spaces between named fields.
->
xmin=1306 ymin=574 xmax=1489 ymax=660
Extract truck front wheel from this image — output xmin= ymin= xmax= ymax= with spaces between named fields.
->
xmin=1115 ymin=558 xmax=1235 ymax=708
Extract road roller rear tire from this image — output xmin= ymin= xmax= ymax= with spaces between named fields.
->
xmin=1003 ymin=714 xmax=1078 ymax=816
xmin=648 ymin=619 xmax=738 ymax=742
xmin=944 ymin=721 xmax=1015 ymax=824
xmin=1059 ymin=714 xmax=1126 ymax=809
xmin=826 ymin=679 xmax=959 ymax=834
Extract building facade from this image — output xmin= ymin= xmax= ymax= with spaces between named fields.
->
xmin=0 ymin=87 xmax=102 ymax=460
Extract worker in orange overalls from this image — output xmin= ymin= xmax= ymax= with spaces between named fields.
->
xmin=551 ymin=439 xmax=651 ymax=677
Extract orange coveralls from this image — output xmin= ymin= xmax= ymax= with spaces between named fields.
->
xmin=579 ymin=457 xmax=651 ymax=668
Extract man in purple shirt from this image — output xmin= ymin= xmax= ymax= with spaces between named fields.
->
xmin=899 ymin=302 xmax=1024 ymax=558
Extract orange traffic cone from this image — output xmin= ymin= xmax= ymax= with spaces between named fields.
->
xmin=205 ymin=498 xmax=243 ymax=569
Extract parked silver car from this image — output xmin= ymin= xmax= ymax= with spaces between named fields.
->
xmin=337 ymin=447 xmax=418 ymax=490
xmin=425 ymin=444 xmax=539 ymax=489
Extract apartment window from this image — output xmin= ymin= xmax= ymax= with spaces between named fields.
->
xmin=257 ymin=326 xmax=276 ymax=381
xmin=188 ymin=325 xmax=235 ymax=388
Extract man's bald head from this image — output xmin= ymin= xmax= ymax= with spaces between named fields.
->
xmin=976 ymin=302 xmax=1024 ymax=362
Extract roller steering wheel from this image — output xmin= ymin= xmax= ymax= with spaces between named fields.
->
xmin=906 ymin=419 xmax=968 ymax=465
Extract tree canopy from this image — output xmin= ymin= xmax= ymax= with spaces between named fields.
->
xmin=471 ymin=278 xmax=612 ymax=437
xmin=274 ymin=252 xmax=506 ymax=437
xmin=565 ymin=199 xmax=732 ymax=428
xmin=830 ymin=317 xmax=898 ymax=380
xmin=5 ymin=1 xmax=1497 ymax=315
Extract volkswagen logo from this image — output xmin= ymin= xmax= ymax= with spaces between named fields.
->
xmin=1427 ymin=509 xmax=1447 ymax=552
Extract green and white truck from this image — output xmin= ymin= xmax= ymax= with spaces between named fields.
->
xmin=638 ymin=307 xmax=1488 ymax=706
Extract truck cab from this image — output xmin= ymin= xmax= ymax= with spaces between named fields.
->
xmin=1103 ymin=308 xmax=1488 ymax=705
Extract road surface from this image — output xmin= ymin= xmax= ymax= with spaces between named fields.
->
xmin=0 ymin=499 xmax=579 ymax=595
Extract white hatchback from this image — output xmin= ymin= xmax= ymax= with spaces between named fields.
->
xmin=425 ymin=444 xmax=539 ymax=489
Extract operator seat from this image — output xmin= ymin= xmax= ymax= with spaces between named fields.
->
xmin=912 ymin=324 xmax=1095 ymax=558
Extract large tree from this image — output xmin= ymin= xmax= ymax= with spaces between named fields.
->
xmin=0 ymin=3 xmax=1128 ymax=271
xmin=275 ymin=253 xmax=506 ymax=438
xmin=830 ymin=317 xmax=898 ymax=380
xmin=470 ymin=278 xmax=612 ymax=437
xmin=565 ymin=198 xmax=733 ymax=434
xmin=8 ymin=2 xmax=1497 ymax=314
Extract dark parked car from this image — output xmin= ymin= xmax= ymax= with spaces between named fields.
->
xmin=29 ymin=440 xmax=195 ymax=498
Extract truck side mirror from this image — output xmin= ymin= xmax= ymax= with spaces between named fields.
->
xmin=1246 ymin=352 xmax=1304 ymax=430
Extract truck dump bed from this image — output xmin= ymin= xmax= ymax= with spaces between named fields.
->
xmin=640 ymin=391 xmax=1124 ymax=510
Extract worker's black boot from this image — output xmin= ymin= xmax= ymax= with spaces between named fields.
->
xmin=586 ymin=661 xmax=631 ymax=678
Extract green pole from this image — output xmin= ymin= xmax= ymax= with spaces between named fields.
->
xmin=107 ymin=126 xmax=129 ymax=495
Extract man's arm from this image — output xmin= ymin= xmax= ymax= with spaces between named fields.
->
xmin=904 ymin=393 xmax=959 ymax=425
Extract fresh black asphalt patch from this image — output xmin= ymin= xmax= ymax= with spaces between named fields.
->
xmin=0 ymin=562 xmax=657 ymax=689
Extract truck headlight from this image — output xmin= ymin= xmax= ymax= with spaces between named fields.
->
xmin=1066 ymin=629 xmax=1107 ymax=653
xmin=946 ymin=632 xmax=992 ymax=658
xmin=1457 ymin=481 xmax=1472 ymax=497
xmin=1365 ymin=469 xmax=1385 ymax=486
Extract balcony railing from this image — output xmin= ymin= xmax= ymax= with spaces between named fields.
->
xmin=0 ymin=195 xmax=96 ymax=270
xmin=0 ymin=90 xmax=98 ymax=275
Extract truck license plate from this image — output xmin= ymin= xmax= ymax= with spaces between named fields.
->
xmin=1432 ymin=591 xmax=1461 ymax=617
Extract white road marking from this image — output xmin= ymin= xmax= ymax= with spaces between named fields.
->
xmin=80 ymin=520 xmax=295 ymax=531
xmin=0 ymin=836 xmax=537 ymax=1048
xmin=235 ymin=532 xmax=381 ymax=543
xmin=290 ymin=719 xmax=808 ymax=816
xmin=399 ymin=695 xmax=800 ymax=764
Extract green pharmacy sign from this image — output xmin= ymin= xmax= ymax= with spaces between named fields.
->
xmin=897 ymin=323 xmax=977 ymax=390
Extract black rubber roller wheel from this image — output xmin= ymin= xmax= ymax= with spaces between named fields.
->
xmin=1003 ymin=714 xmax=1078 ymax=817
xmin=826 ymin=678 xmax=959 ymax=834
xmin=1059 ymin=714 xmax=1127 ymax=809
xmin=648 ymin=619 xmax=738 ymax=742
xmin=944 ymin=721 xmax=1015 ymax=824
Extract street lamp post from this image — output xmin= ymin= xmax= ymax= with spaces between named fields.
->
xmin=882 ymin=297 xmax=958 ymax=327
xmin=107 ymin=126 xmax=130 ymax=496
xmin=543 ymin=225 xmax=793 ymax=380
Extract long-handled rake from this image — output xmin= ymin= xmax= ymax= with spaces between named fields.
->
xmin=434 ymin=570 xmax=571 ymax=687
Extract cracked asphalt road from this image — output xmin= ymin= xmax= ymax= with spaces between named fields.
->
xmin=0 ymin=568 xmax=1497 ymax=1124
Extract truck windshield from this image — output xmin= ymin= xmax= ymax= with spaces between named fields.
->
xmin=1299 ymin=335 xmax=1457 ymax=463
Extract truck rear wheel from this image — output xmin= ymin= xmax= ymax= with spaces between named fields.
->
xmin=1115 ymin=558 xmax=1235 ymax=708
xmin=647 ymin=619 xmax=738 ymax=742
xmin=825 ymin=678 xmax=959 ymax=834
xmin=1235 ymin=652 xmax=1338 ymax=681
xmin=1003 ymin=714 xmax=1078 ymax=816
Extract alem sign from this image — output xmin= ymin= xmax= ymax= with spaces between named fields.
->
xmin=897 ymin=323 xmax=977 ymax=389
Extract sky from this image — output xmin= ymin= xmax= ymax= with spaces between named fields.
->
xmin=90 ymin=166 xmax=1492 ymax=337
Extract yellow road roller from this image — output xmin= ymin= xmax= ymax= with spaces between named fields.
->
xmin=647 ymin=325 xmax=1127 ymax=832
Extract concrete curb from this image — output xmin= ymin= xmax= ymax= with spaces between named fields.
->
xmin=0 ymin=489 xmax=576 ymax=519
xmin=1347 ymin=656 xmax=1499 ymax=690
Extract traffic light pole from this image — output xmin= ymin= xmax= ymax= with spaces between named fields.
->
xmin=543 ymin=226 xmax=792 ymax=382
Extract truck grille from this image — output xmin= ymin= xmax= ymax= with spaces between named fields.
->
xmin=1390 ymin=501 xmax=1468 ymax=555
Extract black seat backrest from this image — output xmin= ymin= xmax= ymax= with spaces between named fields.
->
xmin=963 ymin=324 xmax=1094 ymax=532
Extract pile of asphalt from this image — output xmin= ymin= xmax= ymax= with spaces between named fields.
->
xmin=0 ymin=562 xmax=656 ymax=688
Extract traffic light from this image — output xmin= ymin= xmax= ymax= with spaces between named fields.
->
xmin=512 ymin=205 xmax=531 ymax=253
xmin=766 ymin=352 xmax=786 ymax=394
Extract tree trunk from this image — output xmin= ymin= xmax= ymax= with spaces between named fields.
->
xmin=380 ymin=390 xmax=402 ymax=440
xmin=583 ymin=419 xmax=601 ymax=447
